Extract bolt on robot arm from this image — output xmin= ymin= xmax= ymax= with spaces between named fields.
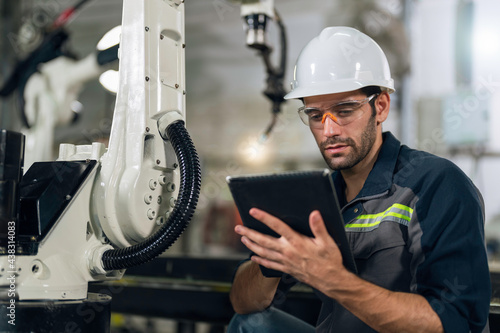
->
xmin=0 ymin=0 xmax=200 ymax=312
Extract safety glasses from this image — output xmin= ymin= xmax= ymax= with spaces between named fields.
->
xmin=298 ymin=93 xmax=379 ymax=128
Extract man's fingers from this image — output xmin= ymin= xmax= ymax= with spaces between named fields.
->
xmin=250 ymin=255 xmax=286 ymax=273
xmin=235 ymin=224 xmax=282 ymax=251
xmin=309 ymin=210 xmax=330 ymax=242
xmin=249 ymin=208 xmax=296 ymax=238
xmin=240 ymin=236 xmax=283 ymax=262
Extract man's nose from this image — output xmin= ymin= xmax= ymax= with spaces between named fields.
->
xmin=322 ymin=113 xmax=341 ymax=137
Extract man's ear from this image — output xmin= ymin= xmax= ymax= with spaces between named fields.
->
xmin=375 ymin=92 xmax=391 ymax=125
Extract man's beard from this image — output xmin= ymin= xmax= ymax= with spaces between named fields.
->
xmin=320 ymin=116 xmax=377 ymax=171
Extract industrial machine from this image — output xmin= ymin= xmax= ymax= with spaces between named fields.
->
xmin=0 ymin=0 xmax=287 ymax=331
xmin=0 ymin=0 xmax=119 ymax=172
xmin=19 ymin=42 xmax=119 ymax=170
xmin=0 ymin=0 xmax=200 ymax=331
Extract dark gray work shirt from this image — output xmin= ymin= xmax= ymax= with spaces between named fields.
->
xmin=313 ymin=132 xmax=490 ymax=333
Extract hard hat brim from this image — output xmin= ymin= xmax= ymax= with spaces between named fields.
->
xmin=284 ymin=79 xmax=395 ymax=100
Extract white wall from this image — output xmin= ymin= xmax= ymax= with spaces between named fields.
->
xmin=411 ymin=0 xmax=500 ymax=222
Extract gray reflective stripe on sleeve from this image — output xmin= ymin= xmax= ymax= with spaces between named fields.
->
xmin=345 ymin=203 xmax=413 ymax=232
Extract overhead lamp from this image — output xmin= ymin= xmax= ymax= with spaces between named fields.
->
xmin=238 ymin=134 xmax=271 ymax=166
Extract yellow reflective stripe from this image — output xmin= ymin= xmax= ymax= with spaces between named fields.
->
xmin=345 ymin=221 xmax=380 ymax=228
xmin=345 ymin=203 xmax=413 ymax=229
xmin=387 ymin=212 xmax=411 ymax=221
xmin=356 ymin=204 xmax=413 ymax=221
xmin=357 ymin=211 xmax=411 ymax=222
xmin=393 ymin=203 xmax=413 ymax=214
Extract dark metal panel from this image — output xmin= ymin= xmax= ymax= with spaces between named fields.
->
xmin=18 ymin=160 xmax=97 ymax=242
xmin=90 ymin=257 xmax=322 ymax=326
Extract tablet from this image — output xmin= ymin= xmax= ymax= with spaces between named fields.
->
xmin=227 ymin=169 xmax=357 ymax=277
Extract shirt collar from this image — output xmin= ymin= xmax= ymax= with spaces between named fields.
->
xmin=332 ymin=131 xmax=401 ymax=200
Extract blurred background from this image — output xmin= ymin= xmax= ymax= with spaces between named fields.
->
xmin=1 ymin=0 xmax=500 ymax=331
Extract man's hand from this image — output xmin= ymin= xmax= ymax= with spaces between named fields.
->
xmin=234 ymin=208 xmax=444 ymax=333
xmin=235 ymin=208 xmax=349 ymax=291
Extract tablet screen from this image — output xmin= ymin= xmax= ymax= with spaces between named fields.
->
xmin=227 ymin=169 xmax=357 ymax=277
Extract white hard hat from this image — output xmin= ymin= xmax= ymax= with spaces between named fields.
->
xmin=284 ymin=26 xmax=395 ymax=100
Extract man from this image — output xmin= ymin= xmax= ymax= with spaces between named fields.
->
xmin=228 ymin=27 xmax=491 ymax=332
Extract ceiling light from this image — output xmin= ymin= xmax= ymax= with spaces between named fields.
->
xmin=237 ymin=134 xmax=271 ymax=166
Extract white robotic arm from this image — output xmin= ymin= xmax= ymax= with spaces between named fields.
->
xmin=90 ymin=0 xmax=187 ymax=252
xmin=0 ymin=0 xmax=200 ymax=310
xmin=22 ymin=51 xmax=115 ymax=170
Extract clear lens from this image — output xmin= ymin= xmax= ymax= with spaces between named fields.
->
xmin=298 ymin=94 xmax=378 ymax=128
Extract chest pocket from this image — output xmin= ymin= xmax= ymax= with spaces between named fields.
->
xmin=346 ymin=203 xmax=412 ymax=256
xmin=345 ymin=204 xmax=413 ymax=291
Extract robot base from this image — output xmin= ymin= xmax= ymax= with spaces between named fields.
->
xmin=0 ymin=293 xmax=111 ymax=332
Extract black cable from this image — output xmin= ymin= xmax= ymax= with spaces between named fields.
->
xmin=0 ymin=29 xmax=70 ymax=128
xmin=101 ymin=121 xmax=201 ymax=270
xmin=73 ymin=0 xmax=92 ymax=11
xmin=0 ymin=0 xmax=94 ymax=127
xmin=52 ymin=0 xmax=94 ymax=29
xmin=259 ymin=9 xmax=287 ymax=141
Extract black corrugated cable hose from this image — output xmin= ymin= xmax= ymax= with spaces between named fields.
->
xmin=101 ymin=120 xmax=201 ymax=271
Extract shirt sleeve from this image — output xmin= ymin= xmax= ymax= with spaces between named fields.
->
xmin=411 ymin=160 xmax=490 ymax=333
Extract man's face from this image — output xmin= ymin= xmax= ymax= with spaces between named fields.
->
xmin=304 ymin=91 xmax=379 ymax=171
